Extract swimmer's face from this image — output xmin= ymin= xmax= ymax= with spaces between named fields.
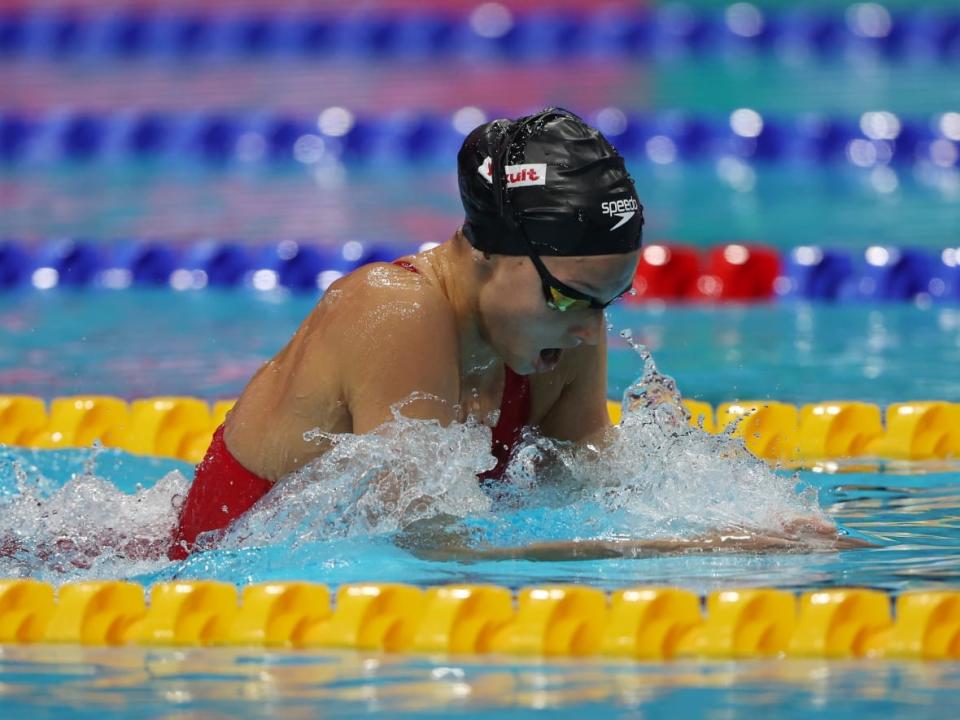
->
xmin=478 ymin=250 xmax=640 ymax=374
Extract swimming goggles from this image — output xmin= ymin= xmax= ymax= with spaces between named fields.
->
xmin=522 ymin=228 xmax=635 ymax=312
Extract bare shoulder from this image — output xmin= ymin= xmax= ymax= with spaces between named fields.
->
xmin=320 ymin=262 xmax=459 ymax=370
xmin=321 ymin=262 xmax=461 ymax=431
xmin=323 ymin=262 xmax=456 ymax=335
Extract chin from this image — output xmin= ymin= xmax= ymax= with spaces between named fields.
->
xmin=505 ymin=357 xmax=535 ymax=376
xmin=499 ymin=349 xmax=535 ymax=376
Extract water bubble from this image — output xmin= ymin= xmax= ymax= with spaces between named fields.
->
xmin=2 ymin=370 xmax=832 ymax=577
xmin=0 ymin=459 xmax=187 ymax=582
xmin=224 ymin=410 xmax=496 ymax=548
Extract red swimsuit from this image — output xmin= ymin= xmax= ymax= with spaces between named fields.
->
xmin=168 ymin=259 xmax=530 ymax=560
xmin=168 ymin=424 xmax=272 ymax=560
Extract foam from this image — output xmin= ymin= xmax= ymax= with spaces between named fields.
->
xmin=217 ymin=401 xmax=496 ymax=550
xmin=0 ymin=344 xmax=832 ymax=579
xmin=0 ymin=445 xmax=185 ymax=581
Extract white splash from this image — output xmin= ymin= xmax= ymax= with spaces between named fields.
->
xmin=484 ymin=333 xmax=826 ymax=544
xmin=0 ymin=446 xmax=186 ymax=581
xmin=0 ymin=343 xmax=830 ymax=579
xmin=217 ymin=403 xmax=496 ymax=550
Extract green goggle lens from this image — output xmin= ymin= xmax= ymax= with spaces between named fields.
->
xmin=547 ymin=286 xmax=593 ymax=312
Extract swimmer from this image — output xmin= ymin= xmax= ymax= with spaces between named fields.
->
xmin=169 ymin=108 xmax=857 ymax=561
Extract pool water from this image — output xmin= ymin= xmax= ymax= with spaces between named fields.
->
xmin=3 ymin=159 xmax=958 ymax=247
xmin=2 ymin=422 xmax=959 ymax=719
xmin=2 ymin=292 xmax=959 ymax=591
xmin=1 ymin=644 xmax=959 ymax=719
xmin=3 ymin=1 xmax=960 ymax=717
xmin=1 ymin=443 xmax=959 ymax=594
xmin=2 ymin=293 xmax=959 ymax=405
xmin=5 ymin=272 xmax=958 ymax=719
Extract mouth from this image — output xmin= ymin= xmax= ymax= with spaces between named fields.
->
xmin=534 ymin=348 xmax=563 ymax=373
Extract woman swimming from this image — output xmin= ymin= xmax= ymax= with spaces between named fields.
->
xmin=169 ymin=108 xmax=857 ymax=560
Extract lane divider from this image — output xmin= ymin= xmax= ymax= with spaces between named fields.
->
xmin=0 ymin=579 xmax=957 ymax=660
xmin=0 ymin=239 xmax=403 ymax=292
xmin=615 ymin=398 xmax=960 ymax=463
xmin=0 ymin=395 xmax=235 ymax=463
xmin=636 ymin=243 xmax=959 ymax=302
xmin=0 ymin=7 xmax=957 ymax=63
xmin=2 ymin=395 xmax=958 ymax=464
xmin=1 ymin=239 xmax=958 ymax=303
xmin=0 ymin=108 xmax=957 ymax=167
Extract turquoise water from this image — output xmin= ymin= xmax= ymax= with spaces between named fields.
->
xmin=3 ymin=161 xmax=958 ymax=248
xmin=4 ymin=287 xmax=958 ymax=719
xmin=654 ymin=59 xmax=960 ymax=116
xmin=1 ymin=645 xmax=959 ymax=719
xmin=2 ymin=292 xmax=959 ymax=405
xmin=1 ymin=444 xmax=958 ymax=593
xmin=1 ymin=423 xmax=958 ymax=719
xmin=3 ymin=6 xmax=960 ymax=715
xmin=2 ymin=291 xmax=958 ymax=593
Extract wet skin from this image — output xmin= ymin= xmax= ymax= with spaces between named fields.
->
xmin=224 ymin=228 xmax=640 ymax=482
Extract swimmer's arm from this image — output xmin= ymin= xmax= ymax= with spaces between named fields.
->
xmin=398 ymin=513 xmax=873 ymax=563
xmin=538 ymin=331 xmax=613 ymax=450
xmin=406 ymin=530 xmax=873 ymax=563
xmin=333 ymin=276 xmax=461 ymax=433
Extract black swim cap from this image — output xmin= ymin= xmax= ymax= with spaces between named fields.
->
xmin=457 ymin=108 xmax=643 ymax=257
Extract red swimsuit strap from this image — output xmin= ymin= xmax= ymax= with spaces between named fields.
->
xmin=392 ymin=259 xmax=421 ymax=274
xmin=480 ymin=366 xmax=531 ymax=482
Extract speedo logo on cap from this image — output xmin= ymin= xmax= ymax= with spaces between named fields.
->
xmin=601 ymin=197 xmax=639 ymax=231
xmin=478 ymin=156 xmax=547 ymax=188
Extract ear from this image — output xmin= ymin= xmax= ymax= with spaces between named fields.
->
xmin=476 ymin=250 xmax=493 ymax=272
xmin=470 ymin=246 xmax=495 ymax=281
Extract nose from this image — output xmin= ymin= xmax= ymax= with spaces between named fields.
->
xmin=568 ymin=310 xmax=605 ymax=346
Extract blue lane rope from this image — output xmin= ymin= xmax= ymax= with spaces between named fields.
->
xmin=0 ymin=239 xmax=957 ymax=303
xmin=0 ymin=7 xmax=958 ymax=63
xmin=0 ymin=109 xmax=957 ymax=167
